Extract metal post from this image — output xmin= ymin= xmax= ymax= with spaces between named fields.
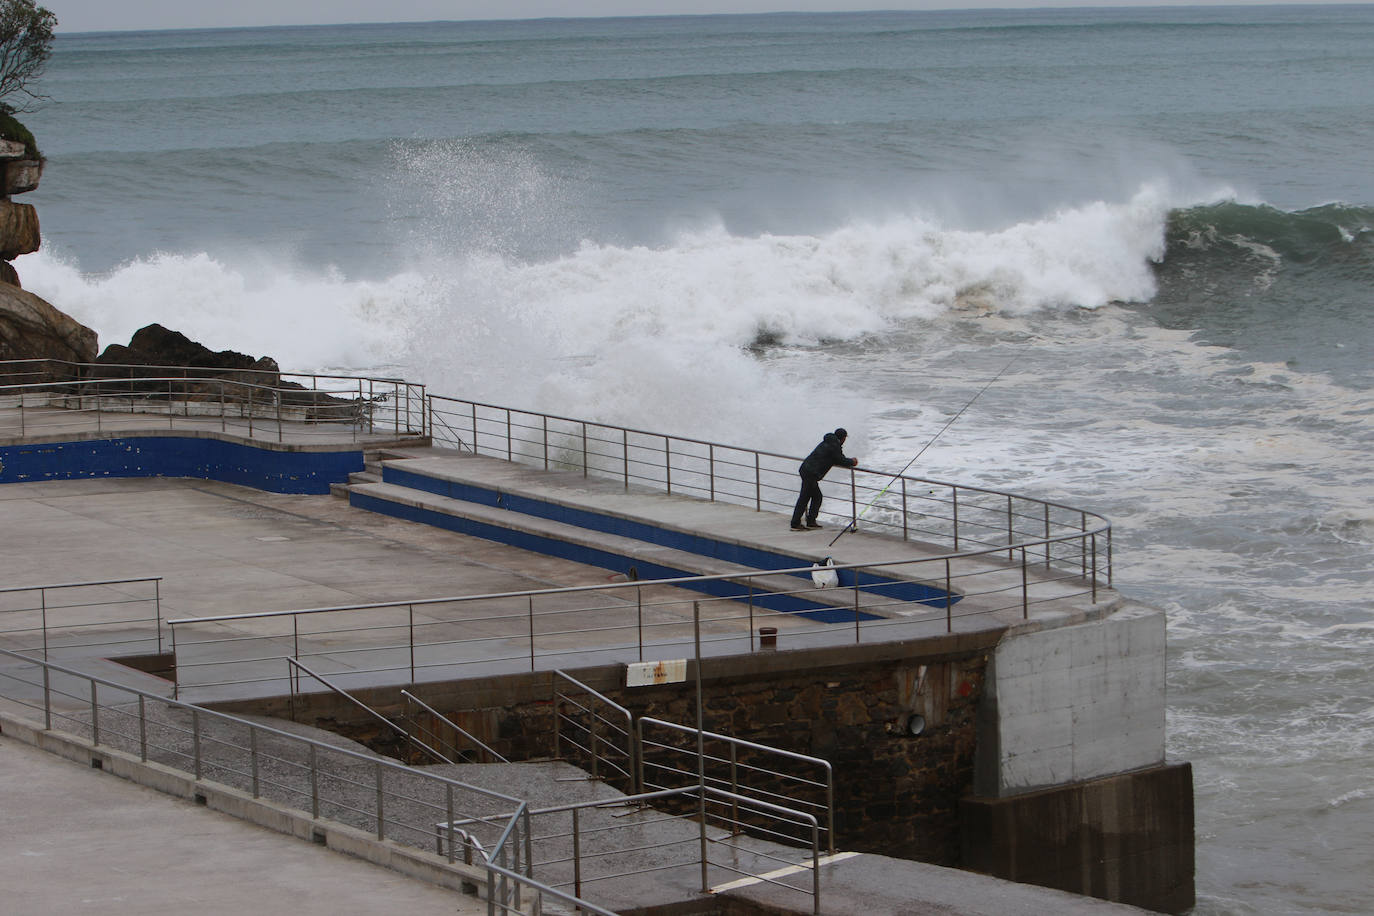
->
xmin=543 ymin=415 xmax=549 ymax=470
xmin=945 ymin=559 xmax=953 ymax=634
xmin=471 ymin=402 xmax=478 ymax=454
xmin=1007 ymin=494 xmax=1015 ymax=561
xmin=708 ymin=444 xmax=715 ymax=502
xmin=572 ymin=806 xmax=583 ymax=898
xmin=309 ymin=744 xmax=320 ymax=818
xmin=251 ymin=726 xmax=260 ymax=798
xmin=138 ymin=695 xmax=147 ymax=761
xmin=581 ymin=422 xmax=589 ymax=477
xmin=729 ymin=743 xmax=740 ymax=836
xmin=754 ymin=453 xmax=761 ymax=511
xmin=747 ymin=581 xmax=754 ymax=648
xmin=42 ymin=664 xmax=51 ymax=730
xmin=408 ymin=605 xmax=415 ymax=683
xmin=901 ymin=478 xmax=908 ymax=540
xmin=276 ymin=383 xmax=283 ymax=443
xmin=1091 ymin=533 xmax=1099 ymax=603
xmin=192 ymin=708 xmax=202 ymax=779
xmin=694 ymin=601 xmax=708 ymax=894
xmin=622 ymin=429 xmax=629 ymax=489
xmin=1044 ymin=503 xmax=1052 ymax=569
xmin=952 ymin=487 xmax=960 ymax=550
xmin=506 ymin=409 xmax=512 ymax=461
xmin=168 ymin=379 xmax=174 ymax=428
xmin=590 ymin=704 xmax=600 ymax=782
xmin=40 ymin=587 xmax=48 ymax=661
xmin=375 ymin=762 xmax=386 ymax=840
xmin=637 ymin=586 xmax=644 ymax=663
xmin=446 ymin=785 xmax=455 ymax=864
xmin=1021 ymin=548 xmax=1029 ymax=619
xmin=90 ymin=682 xmax=99 ymax=746
xmin=665 ymin=436 xmax=672 ymax=494
xmin=1082 ymin=511 xmax=1089 ymax=580
xmin=155 ymin=578 xmax=163 ymax=656
xmin=528 ymin=597 xmax=536 ymax=671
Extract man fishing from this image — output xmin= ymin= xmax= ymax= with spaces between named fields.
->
xmin=791 ymin=428 xmax=859 ymax=531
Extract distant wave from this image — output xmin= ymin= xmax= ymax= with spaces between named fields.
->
xmin=1166 ymin=201 xmax=1373 ymax=261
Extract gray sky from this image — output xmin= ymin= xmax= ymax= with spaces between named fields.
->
xmin=45 ymin=0 xmax=1366 ymax=34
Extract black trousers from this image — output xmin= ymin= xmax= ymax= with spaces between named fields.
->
xmin=792 ymin=473 xmax=823 ymax=525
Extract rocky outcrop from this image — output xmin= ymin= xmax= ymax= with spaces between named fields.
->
xmin=96 ymin=323 xmax=281 ymax=385
xmin=0 ymin=137 xmax=41 ymax=287
xmin=0 ymin=282 xmax=98 ymax=364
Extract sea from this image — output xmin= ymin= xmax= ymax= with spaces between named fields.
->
xmin=17 ymin=6 xmax=1373 ymax=914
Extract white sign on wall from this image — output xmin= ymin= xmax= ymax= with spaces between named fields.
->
xmin=626 ymin=659 xmax=688 ymax=687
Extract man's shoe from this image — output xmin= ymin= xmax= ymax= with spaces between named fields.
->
xmin=790 ymin=523 xmax=807 ymax=531
xmin=805 ymin=521 xmax=823 ymax=529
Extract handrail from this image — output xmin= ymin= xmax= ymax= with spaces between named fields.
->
xmin=284 ymin=657 xmax=454 ymax=766
xmin=553 ymin=670 xmax=635 ymax=789
xmin=400 ymin=688 xmax=508 ymax=764
xmin=637 ymin=715 xmax=835 ymax=855
xmin=0 ymin=576 xmax=164 ymax=658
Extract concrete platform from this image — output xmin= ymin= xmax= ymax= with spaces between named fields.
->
xmin=0 ymin=408 xmax=1149 ymax=915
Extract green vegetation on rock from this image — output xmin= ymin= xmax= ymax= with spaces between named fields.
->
xmin=0 ymin=110 xmax=38 ymax=159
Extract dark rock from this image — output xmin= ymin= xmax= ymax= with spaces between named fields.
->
xmin=0 ymin=283 xmax=98 ymax=365
xmin=95 ymin=323 xmax=281 ymax=387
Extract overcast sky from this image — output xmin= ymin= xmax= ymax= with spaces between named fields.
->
xmin=44 ymin=0 xmax=1366 ymax=34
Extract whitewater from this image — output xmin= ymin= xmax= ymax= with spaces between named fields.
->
xmin=16 ymin=7 xmax=1374 ymax=914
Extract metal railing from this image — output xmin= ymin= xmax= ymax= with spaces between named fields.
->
xmin=0 ymin=577 xmax=164 ymax=659
xmin=553 ymin=671 xmax=636 ymax=792
xmin=0 ymin=647 xmax=538 ymax=893
xmin=428 ymin=394 xmax=1111 ymax=580
xmin=445 ymin=785 xmax=822 ymax=915
xmin=167 ymin=539 xmax=1103 ymax=697
xmin=0 ymin=359 xmax=426 ymax=443
xmin=637 ymin=716 xmax=835 ymax=855
xmin=401 ymin=688 xmax=508 ymax=764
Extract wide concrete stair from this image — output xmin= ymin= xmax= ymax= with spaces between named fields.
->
xmin=333 ymin=447 xmax=960 ymax=624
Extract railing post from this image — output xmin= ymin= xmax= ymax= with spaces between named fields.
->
xmin=952 ymin=487 xmax=960 ymax=550
xmin=192 ymin=708 xmax=202 ymax=779
xmin=664 ymin=436 xmax=672 ymax=494
xmin=582 ymin=422 xmax=588 ymax=477
xmin=375 ymin=762 xmax=386 ymax=840
xmin=622 ymin=429 xmax=629 ymax=489
xmin=589 ymin=701 xmax=600 ymax=782
xmin=1082 ymin=511 xmax=1089 ymax=580
xmin=528 ymin=597 xmax=536 ymax=671
xmin=572 ymin=806 xmax=583 ymax=899
xmin=748 ymin=581 xmax=755 ymax=648
xmin=708 ymin=444 xmax=715 ymax=502
xmin=729 ymin=743 xmax=740 ymax=836
xmin=850 ymin=468 xmax=857 ymax=525
xmin=155 ymin=578 xmax=163 ymax=656
xmin=901 ymin=478 xmax=908 ymax=540
xmin=1021 ymin=548 xmax=1029 ymax=619
xmin=90 ymin=681 xmax=99 ymax=746
xmin=637 ymin=586 xmax=644 ymax=663
xmin=42 ymin=664 xmax=51 ymax=730
xmin=309 ymin=744 xmax=320 ymax=818
xmin=1044 ymin=503 xmax=1052 ymax=569
xmin=251 ymin=726 xmax=260 ymax=798
xmin=506 ymin=408 xmax=512 ymax=461
xmin=40 ymin=587 xmax=48 ymax=660
xmin=1091 ymin=533 xmax=1099 ymax=603
xmin=409 ymin=604 xmax=415 ymax=683
xmin=138 ymin=695 xmax=148 ymax=761
xmin=471 ymin=402 xmax=478 ymax=454
xmin=754 ymin=453 xmax=761 ymax=511
xmin=1007 ymin=494 xmax=1015 ymax=561
xmin=276 ymin=384 xmax=283 ymax=443
xmin=543 ymin=415 xmax=550 ymax=470
xmin=945 ymin=559 xmax=953 ymax=634
xmin=446 ymin=785 xmax=455 ymax=864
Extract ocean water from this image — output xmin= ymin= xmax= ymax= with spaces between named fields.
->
xmin=16 ymin=7 xmax=1374 ymax=913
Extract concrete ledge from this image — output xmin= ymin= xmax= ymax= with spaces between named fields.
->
xmin=0 ymin=709 xmax=490 ymax=896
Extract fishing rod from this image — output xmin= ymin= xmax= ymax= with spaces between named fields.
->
xmin=828 ymin=353 xmax=1022 ymax=548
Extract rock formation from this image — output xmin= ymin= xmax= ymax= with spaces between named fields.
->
xmin=0 ymin=134 xmax=99 ymax=367
xmin=96 ymin=323 xmax=281 ymax=385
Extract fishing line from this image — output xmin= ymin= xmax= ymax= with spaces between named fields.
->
xmin=828 ymin=352 xmax=1023 ymax=548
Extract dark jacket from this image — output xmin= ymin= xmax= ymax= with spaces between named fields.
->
xmin=799 ymin=433 xmax=856 ymax=479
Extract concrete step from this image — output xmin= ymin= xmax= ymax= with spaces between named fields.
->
xmin=344 ymin=480 xmax=903 ymax=623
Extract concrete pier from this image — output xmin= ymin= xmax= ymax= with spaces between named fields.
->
xmin=0 ymin=404 xmax=1191 ymax=914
